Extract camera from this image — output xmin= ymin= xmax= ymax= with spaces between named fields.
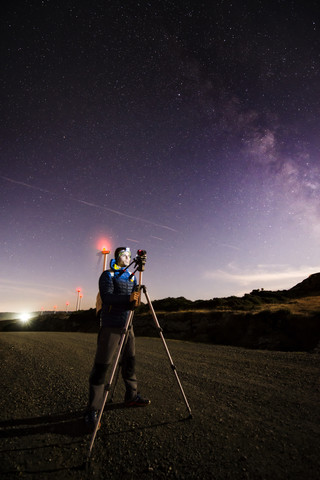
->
xmin=134 ymin=249 xmax=147 ymax=271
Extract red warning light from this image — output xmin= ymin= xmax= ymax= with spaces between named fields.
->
xmin=97 ymin=237 xmax=112 ymax=252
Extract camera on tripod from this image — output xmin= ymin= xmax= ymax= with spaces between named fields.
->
xmin=88 ymin=248 xmax=192 ymax=459
xmin=133 ymin=249 xmax=147 ymax=272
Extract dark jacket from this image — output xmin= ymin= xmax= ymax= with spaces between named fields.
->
xmin=99 ymin=259 xmax=137 ymax=328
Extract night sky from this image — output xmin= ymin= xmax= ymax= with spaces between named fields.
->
xmin=1 ymin=1 xmax=320 ymax=313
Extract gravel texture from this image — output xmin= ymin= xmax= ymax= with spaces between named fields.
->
xmin=0 ymin=331 xmax=319 ymax=479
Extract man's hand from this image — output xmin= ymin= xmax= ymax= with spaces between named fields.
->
xmin=130 ymin=290 xmax=140 ymax=307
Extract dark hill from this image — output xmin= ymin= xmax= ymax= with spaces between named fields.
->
xmin=1 ymin=273 xmax=319 ymax=352
xmin=288 ymin=272 xmax=320 ymax=297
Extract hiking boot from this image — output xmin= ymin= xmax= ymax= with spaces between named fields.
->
xmin=84 ymin=409 xmax=101 ymax=430
xmin=125 ymin=394 xmax=151 ymax=407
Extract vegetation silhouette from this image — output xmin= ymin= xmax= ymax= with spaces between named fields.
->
xmin=2 ymin=273 xmax=319 ymax=352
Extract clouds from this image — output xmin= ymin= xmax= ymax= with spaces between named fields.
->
xmin=204 ymin=263 xmax=320 ymax=295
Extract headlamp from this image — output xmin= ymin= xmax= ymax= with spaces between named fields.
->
xmin=119 ymin=248 xmax=131 ymax=257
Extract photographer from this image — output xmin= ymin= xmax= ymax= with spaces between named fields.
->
xmin=85 ymin=247 xmax=150 ymax=429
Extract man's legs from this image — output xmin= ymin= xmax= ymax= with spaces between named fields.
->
xmin=88 ymin=327 xmax=121 ymax=411
xmin=121 ymin=327 xmax=138 ymax=402
xmin=122 ymin=328 xmax=150 ymax=406
xmin=87 ymin=325 xmax=149 ymax=416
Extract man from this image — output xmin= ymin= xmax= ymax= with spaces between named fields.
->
xmin=85 ymin=247 xmax=150 ymax=428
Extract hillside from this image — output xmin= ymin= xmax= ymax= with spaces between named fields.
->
xmin=1 ymin=273 xmax=319 ymax=352
xmin=288 ymin=272 xmax=320 ymax=297
xmin=0 ymin=332 xmax=319 ymax=479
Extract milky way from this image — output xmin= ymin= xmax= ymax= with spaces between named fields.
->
xmin=1 ymin=1 xmax=320 ymax=312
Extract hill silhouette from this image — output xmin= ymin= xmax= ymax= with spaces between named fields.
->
xmin=288 ymin=272 xmax=320 ymax=297
xmin=136 ymin=272 xmax=320 ymax=313
xmin=1 ymin=273 xmax=319 ymax=352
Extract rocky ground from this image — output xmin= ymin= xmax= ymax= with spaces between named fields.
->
xmin=0 ymin=331 xmax=319 ymax=479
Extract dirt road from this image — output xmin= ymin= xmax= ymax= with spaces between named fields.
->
xmin=0 ymin=332 xmax=319 ymax=479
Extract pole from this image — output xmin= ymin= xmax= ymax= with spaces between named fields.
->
xmin=76 ymin=289 xmax=81 ymax=311
xmin=102 ymin=248 xmax=110 ymax=272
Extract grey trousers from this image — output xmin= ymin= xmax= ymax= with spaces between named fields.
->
xmin=88 ymin=326 xmax=138 ymax=410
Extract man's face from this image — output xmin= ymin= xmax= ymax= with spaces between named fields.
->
xmin=117 ymin=251 xmax=131 ymax=267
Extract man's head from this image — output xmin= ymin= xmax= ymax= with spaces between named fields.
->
xmin=114 ymin=247 xmax=131 ymax=267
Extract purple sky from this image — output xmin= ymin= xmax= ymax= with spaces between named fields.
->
xmin=1 ymin=1 xmax=320 ymax=313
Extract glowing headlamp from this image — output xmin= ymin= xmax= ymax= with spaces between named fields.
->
xmin=119 ymin=247 xmax=131 ymax=257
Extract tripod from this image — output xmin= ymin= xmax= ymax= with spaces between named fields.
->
xmin=87 ymin=282 xmax=192 ymax=460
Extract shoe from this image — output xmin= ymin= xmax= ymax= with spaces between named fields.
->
xmin=84 ymin=409 xmax=101 ymax=430
xmin=125 ymin=394 xmax=151 ymax=407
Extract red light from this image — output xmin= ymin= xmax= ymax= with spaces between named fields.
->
xmin=97 ymin=237 xmax=112 ymax=252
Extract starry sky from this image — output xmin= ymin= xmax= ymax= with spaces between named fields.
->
xmin=1 ymin=0 xmax=320 ymax=313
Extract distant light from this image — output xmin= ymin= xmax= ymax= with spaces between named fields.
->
xmin=97 ymin=238 xmax=112 ymax=252
xmin=19 ymin=313 xmax=31 ymax=323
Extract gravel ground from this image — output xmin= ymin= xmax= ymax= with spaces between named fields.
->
xmin=0 ymin=331 xmax=319 ymax=480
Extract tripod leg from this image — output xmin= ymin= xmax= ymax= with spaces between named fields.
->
xmin=108 ymin=323 xmax=132 ymax=402
xmin=142 ymin=286 xmax=192 ymax=419
xmin=108 ymin=363 xmax=121 ymax=403
xmin=87 ymin=310 xmax=134 ymax=460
